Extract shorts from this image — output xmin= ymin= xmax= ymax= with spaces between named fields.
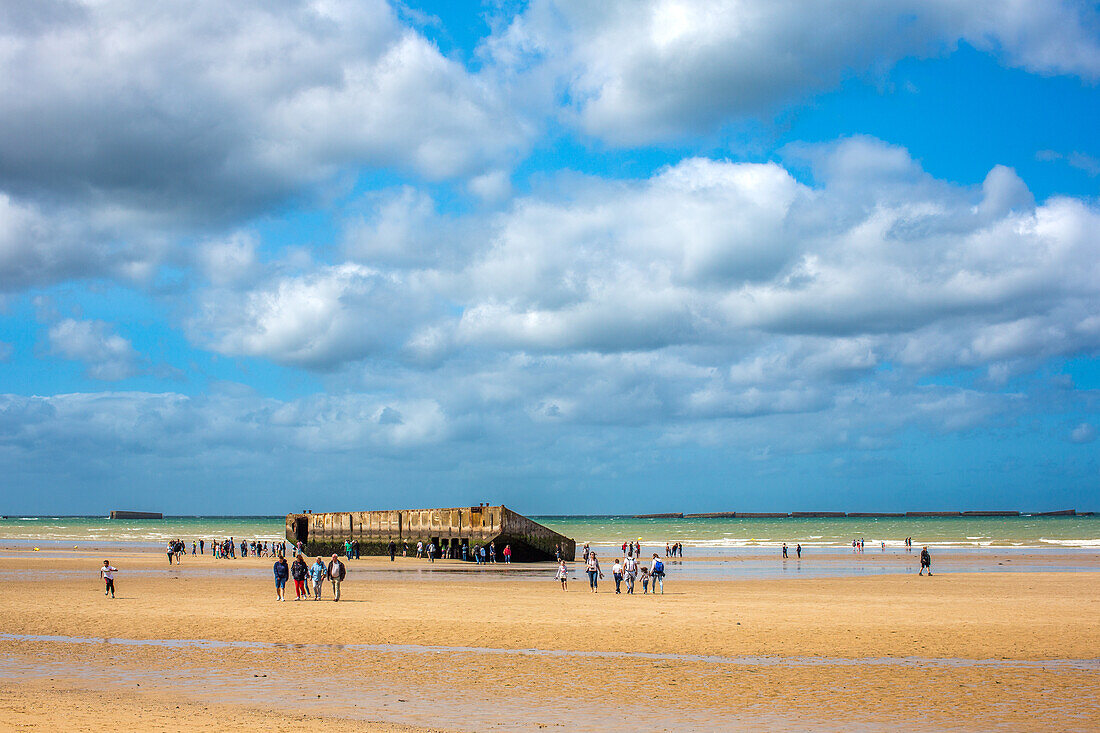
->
xmin=275 ymin=579 xmax=286 ymax=588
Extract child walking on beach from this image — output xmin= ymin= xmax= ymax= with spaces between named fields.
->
xmin=555 ymin=559 xmax=568 ymax=590
xmin=640 ymin=566 xmax=650 ymax=594
xmin=100 ymin=560 xmax=116 ymax=598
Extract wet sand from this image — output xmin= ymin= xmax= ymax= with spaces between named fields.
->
xmin=0 ymin=549 xmax=1097 ymax=731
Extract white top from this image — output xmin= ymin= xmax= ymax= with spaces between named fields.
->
xmin=612 ymin=562 xmax=622 ymax=574
xmin=100 ymin=565 xmax=116 ymax=580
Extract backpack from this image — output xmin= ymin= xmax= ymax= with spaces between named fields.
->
xmin=653 ymin=560 xmax=664 ymax=574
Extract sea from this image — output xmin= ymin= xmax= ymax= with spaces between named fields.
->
xmin=1 ymin=514 xmax=1097 ymax=550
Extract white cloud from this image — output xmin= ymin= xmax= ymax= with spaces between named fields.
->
xmin=0 ymin=391 xmax=450 ymax=455
xmin=0 ymin=0 xmax=527 ymax=222
xmin=0 ymin=192 xmax=163 ymax=292
xmin=190 ymin=262 xmax=442 ymax=369
xmin=46 ymin=319 xmax=145 ymax=381
xmin=193 ymin=138 xmax=1100 ymax=396
xmin=488 ymin=0 xmax=1100 ymax=143
xmin=1070 ymin=422 xmax=1096 ymax=444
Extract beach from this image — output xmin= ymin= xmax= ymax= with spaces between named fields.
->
xmin=0 ymin=548 xmax=1097 ymax=731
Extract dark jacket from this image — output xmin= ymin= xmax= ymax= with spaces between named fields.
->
xmin=327 ymin=560 xmax=346 ymax=581
xmin=290 ymin=559 xmax=308 ymax=581
xmin=273 ymin=559 xmax=289 ymax=580
xmin=920 ymin=550 xmax=931 ymax=566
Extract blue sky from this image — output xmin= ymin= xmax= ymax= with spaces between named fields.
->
xmin=0 ymin=0 xmax=1098 ymax=515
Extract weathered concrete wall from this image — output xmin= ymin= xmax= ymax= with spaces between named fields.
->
xmin=286 ymin=505 xmax=574 ymax=561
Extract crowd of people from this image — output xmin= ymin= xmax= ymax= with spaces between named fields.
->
xmin=104 ymin=532 xmax=939 ymax=601
xmin=274 ymin=554 xmax=346 ymax=601
xmin=569 ymin=542 xmax=668 ymax=594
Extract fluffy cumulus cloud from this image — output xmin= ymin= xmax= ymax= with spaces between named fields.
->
xmin=46 ymin=319 xmax=146 ymax=381
xmin=0 ymin=193 xmax=164 ymax=292
xmin=0 ymin=0 xmax=526 ymax=223
xmin=2 ymin=1 xmax=1098 ymax=506
xmin=488 ymin=0 xmax=1100 ymax=142
xmin=183 ymin=138 xmax=1100 ymax=445
xmin=439 ymin=138 xmax=1100 ymax=376
xmin=190 ymin=262 xmax=444 ymax=369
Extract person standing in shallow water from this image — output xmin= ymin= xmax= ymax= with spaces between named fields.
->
xmin=796 ymin=543 xmax=802 ymax=559
xmin=782 ymin=543 xmax=788 ymax=559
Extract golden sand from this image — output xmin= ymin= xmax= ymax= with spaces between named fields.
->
xmin=0 ymin=550 xmax=1096 ymax=731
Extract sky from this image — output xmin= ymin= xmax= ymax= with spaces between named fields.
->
xmin=1 ymin=0 xmax=1098 ymax=515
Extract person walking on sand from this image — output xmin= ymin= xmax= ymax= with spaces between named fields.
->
xmin=389 ymin=540 xmax=397 ymax=561
xmin=273 ymin=555 xmax=289 ymax=602
xmin=585 ymin=551 xmax=603 ymax=593
xmin=640 ymin=566 xmax=650 ymax=594
xmin=612 ymin=558 xmax=623 ymax=594
xmin=327 ymin=554 xmax=346 ymax=601
xmin=796 ymin=543 xmax=801 ymax=559
xmin=310 ymin=556 xmax=326 ymax=600
xmin=100 ymin=561 xmax=117 ymax=598
xmin=651 ymin=554 xmax=665 ymax=594
xmin=555 ymin=558 xmax=568 ymax=590
xmin=623 ymin=554 xmax=637 ymax=594
xmin=503 ymin=544 xmax=512 ymax=563
xmin=919 ymin=546 xmax=933 ymax=576
xmin=291 ymin=554 xmax=308 ymax=600
xmin=166 ymin=542 xmax=174 ymax=566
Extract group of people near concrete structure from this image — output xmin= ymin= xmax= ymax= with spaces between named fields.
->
xmin=274 ymin=554 xmax=347 ymax=601
xmin=203 ymin=538 xmax=288 ymax=559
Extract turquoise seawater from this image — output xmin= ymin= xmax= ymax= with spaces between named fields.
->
xmin=0 ymin=514 xmax=1097 ymax=549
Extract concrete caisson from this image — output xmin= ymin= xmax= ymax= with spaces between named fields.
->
xmin=286 ymin=505 xmax=574 ymax=562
